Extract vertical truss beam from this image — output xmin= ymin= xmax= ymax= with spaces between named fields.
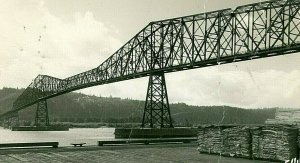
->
xmin=142 ymin=73 xmax=173 ymax=128
xmin=35 ymin=100 xmax=50 ymax=126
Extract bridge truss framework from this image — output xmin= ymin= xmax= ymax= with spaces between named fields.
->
xmin=1 ymin=0 xmax=300 ymax=128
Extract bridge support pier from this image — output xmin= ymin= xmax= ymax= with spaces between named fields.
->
xmin=3 ymin=118 xmax=9 ymax=129
xmin=142 ymin=73 xmax=173 ymax=128
xmin=35 ymin=100 xmax=50 ymax=126
xmin=10 ymin=112 xmax=19 ymax=128
xmin=2 ymin=113 xmax=19 ymax=129
xmin=1 ymin=118 xmax=8 ymax=128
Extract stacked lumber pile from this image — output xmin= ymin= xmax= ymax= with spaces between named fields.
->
xmin=251 ymin=125 xmax=298 ymax=161
xmin=198 ymin=124 xmax=299 ymax=161
xmin=197 ymin=125 xmax=252 ymax=158
xmin=222 ymin=126 xmax=251 ymax=158
xmin=298 ymin=129 xmax=300 ymax=161
xmin=197 ymin=125 xmax=223 ymax=154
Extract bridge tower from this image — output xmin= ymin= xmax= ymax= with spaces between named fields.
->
xmin=2 ymin=113 xmax=19 ymax=129
xmin=35 ymin=100 xmax=50 ymax=126
xmin=2 ymin=117 xmax=9 ymax=129
xmin=10 ymin=112 xmax=19 ymax=128
xmin=142 ymin=73 xmax=173 ymax=128
xmin=3 ymin=118 xmax=9 ymax=129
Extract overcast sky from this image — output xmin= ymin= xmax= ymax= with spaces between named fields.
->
xmin=0 ymin=0 xmax=300 ymax=108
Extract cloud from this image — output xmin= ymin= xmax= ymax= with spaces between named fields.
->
xmin=165 ymin=68 xmax=300 ymax=108
xmin=79 ymin=66 xmax=300 ymax=109
xmin=0 ymin=0 xmax=122 ymax=87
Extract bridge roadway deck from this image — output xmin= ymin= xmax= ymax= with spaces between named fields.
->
xmin=0 ymin=143 xmax=272 ymax=163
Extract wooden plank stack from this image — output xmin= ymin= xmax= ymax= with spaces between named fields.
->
xmin=251 ymin=125 xmax=298 ymax=161
xmin=197 ymin=125 xmax=251 ymax=158
xmin=197 ymin=124 xmax=299 ymax=161
xmin=197 ymin=125 xmax=223 ymax=154
xmin=298 ymin=129 xmax=300 ymax=162
xmin=222 ymin=126 xmax=251 ymax=158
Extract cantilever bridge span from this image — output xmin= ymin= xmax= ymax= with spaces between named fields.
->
xmin=1 ymin=0 xmax=300 ymax=128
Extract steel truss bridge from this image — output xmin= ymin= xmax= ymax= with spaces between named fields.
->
xmin=1 ymin=0 xmax=300 ymax=128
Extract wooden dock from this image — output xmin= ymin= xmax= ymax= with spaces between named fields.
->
xmin=98 ymin=137 xmax=197 ymax=146
xmin=0 ymin=142 xmax=58 ymax=149
xmin=11 ymin=126 xmax=69 ymax=131
xmin=114 ymin=128 xmax=197 ymax=138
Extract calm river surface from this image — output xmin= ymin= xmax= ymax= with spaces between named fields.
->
xmin=0 ymin=127 xmax=115 ymax=146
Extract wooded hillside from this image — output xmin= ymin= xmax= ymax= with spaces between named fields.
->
xmin=0 ymin=87 xmax=276 ymax=126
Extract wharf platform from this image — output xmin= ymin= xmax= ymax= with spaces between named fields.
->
xmin=0 ymin=143 xmax=272 ymax=163
xmin=114 ymin=127 xmax=197 ymax=138
xmin=11 ymin=126 xmax=69 ymax=131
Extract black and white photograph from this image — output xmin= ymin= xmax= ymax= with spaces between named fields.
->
xmin=0 ymin=0 xmax=300 ymax=162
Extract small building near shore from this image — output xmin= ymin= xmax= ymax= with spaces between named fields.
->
xmin=265 ymin=108 xmax=300 ymax=125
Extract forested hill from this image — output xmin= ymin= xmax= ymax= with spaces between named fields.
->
xmin=0 ymin=87 xmax=276 ymax=125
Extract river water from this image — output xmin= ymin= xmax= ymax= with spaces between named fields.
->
xmin=0 ymin=127 xmax=115 ymax=146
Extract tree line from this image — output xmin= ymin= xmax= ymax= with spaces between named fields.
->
xmin=0 ymin=87 xmax=276 ymax=126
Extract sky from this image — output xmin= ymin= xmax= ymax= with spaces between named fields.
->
xmin=0 ymin=0 xmax=300 ymax=108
